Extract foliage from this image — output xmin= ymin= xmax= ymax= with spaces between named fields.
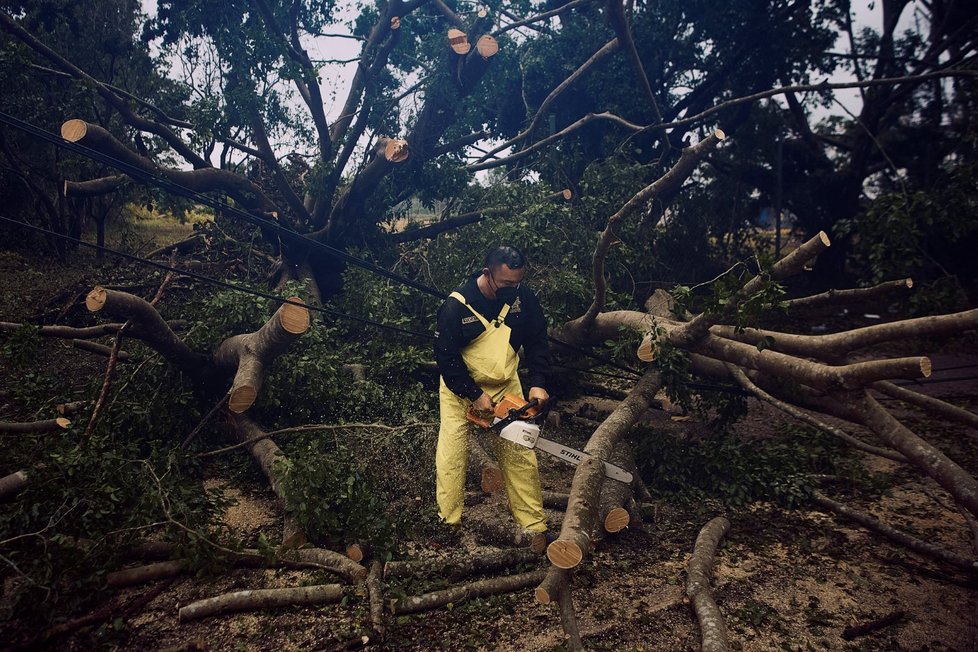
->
xmin=835 ymin=155 xmax=978 ymax=309
xmin=280 ymin=439 xmax=397 ymax=556
xmin=0 ymin=427 xmax=230 ymax=630
xmin=633 ymin=424 xmax=859 ymax=507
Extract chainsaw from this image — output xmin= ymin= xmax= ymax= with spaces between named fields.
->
xmin=467 ymin=395 xmax=633 ymax=484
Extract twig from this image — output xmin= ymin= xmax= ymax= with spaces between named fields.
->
xmin=196 ymin=422 xmax=436 ymax=458
xmin=181 ymin=393 xmax=230 ymax=447
xmin=83 ymin=272 xmax=174 ymax=440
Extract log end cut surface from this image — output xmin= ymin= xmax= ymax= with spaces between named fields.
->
xmin=534 ymin=585 xmax=553 ymax=604
xmin=448 ymin=28 xmax=470 ymax=54
xmin=61 ymin=119 xmax=88 ymax=142
xmin=281 ymin=297 xmax=311 ymax=334
xmin=346 ymin=544 xmax=364 ymax=563
xmin=476 ymin=35 xmax=498 ymax=58
xmin=547 ymin=540 xmax=583 ymax=569
xmin=920 ymin=357 xmax=932 ymax=378
xmin=604 ymin=507 xmax=630 ymax=533
xmin=481 ymin=467 xmax=504 ymax=493
xmin=85 ymin=286 xmax=107 ymax=312
xmin=637 ymin=335 xmax=655 ymax=362
xmin=229 ymin=386 xmax=258 ymax=413
xmin=384 ymin=139 xmax=410 ymax=163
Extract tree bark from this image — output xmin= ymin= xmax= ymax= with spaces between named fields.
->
xmin=0 ymin=418 xmax=70 ymax=435
xmin=596 ymin=443 xmax=637 ymax=539
xmin=178 ymin=584 xmax=344 ymax=622
xmin=107 ymin=560 xmax=187 ymax=588
xmin=61 ymin=120 xmax=278 ymax=215
xmin=227 ymin=413 xmax=288 ymax=501
xmin=686 ymin=516 xmax=731 ymax=652
xmin=534 ymin=569 xmax=583 ymax=651
xmin=0 ymin=470 xmax=29 ymax=500
xmin=366 ymin=561 xmax=385 ymax=640
xmin=71 ymin=339 xmax=131 ymax=361
xmin=0 ymin=320 xmax=188 ymax=340
xmin=872 ymin=381 xmax=978 ymax=434
xmin=85 ymin=287 xmax=205 ymax=373
xmin=784 ymin=278 xmax=912 ymax=309
xmin=390 ymin=570 xmax=546 ymax=615
xmin=726 ymin=364 xmax=908 ymax=463
xmin=846 ymin=391 xmax=978 ymax=519
xmin=384 ymin=547 xmax=540 ymax=582
xmin=468 ymin=433 xmax=503 ymax=493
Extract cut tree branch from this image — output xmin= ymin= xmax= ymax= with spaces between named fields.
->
xmin=686 ymin=516 xmax=731 ymax=652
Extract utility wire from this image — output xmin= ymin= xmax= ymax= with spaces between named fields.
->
xmin=0 ymin=110 xmax=646 ymax=377
xmin=0 ymin=214 xmax=434 ymax=340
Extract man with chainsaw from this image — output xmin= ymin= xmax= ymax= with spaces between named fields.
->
xmin=434 ymin=244 xmax=551 ymax=537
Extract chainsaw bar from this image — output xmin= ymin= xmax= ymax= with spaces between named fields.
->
xmin=497 ymin=421 xmax=633 ymax=484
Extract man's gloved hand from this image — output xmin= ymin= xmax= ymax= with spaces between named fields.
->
xmin=472 ymin=392 xmax=494 ymax=414
xmin=528 ymin=386 xmax=550 ymax=404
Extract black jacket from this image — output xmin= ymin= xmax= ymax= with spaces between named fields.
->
xmin=434 ymin=274 xmax=551 ymax=400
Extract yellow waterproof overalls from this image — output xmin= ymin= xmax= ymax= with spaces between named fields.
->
xmin=436 ymin=292 xmax=547 ymax=532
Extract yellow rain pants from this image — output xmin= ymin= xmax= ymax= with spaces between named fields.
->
xmin=437 ymin=292 xmax=547 ymax=532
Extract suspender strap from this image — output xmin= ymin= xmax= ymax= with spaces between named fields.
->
xmin=449 ymin=291 xmax=511 ymax=327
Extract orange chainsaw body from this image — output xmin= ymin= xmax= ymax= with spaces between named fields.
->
xmin=465 ymin=394 xmax=539 ymax=429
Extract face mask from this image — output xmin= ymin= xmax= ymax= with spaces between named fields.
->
xmin=495 ymin=285 xmax=519 ymax=304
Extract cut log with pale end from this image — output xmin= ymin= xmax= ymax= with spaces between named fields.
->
xmin=0 ymin=470 xmax=29 ymax=500
xmin=383 ymin=138 xmax=409 ymax=163
xmin=687 ymin=517 xmax=731 ymax=652
xmin=447 ymin=28 xmax=470 ymax=54
xmin=390 ymin=569 xmax=545 ymax=615
xmin=84 ymin=287 xmax=205 ymax=372
xmin=178 ymin=584 xmax=343 ymax=622
xmin=214 ymin=297 xmax=311 ymax=413
xmin=0 ymin=418 xmax=71 ymax=435
xmin=345 ymin=543 xmax=371 ymax=563
xmin=476 ymin=35 xmax=498 ymax=58
xmin=468 ymin=434 xmax=503 ymax=493
xmin=534 ymin=569 xmax=583 ymax=651
xmin=60 ymin=118 xmax=88 ymax=142
xmin=603 ymin=507 xmax=630 ymax=533
xmin=596 ymin=443 xmax=637 ymax=538
xmin=546 ymin=536 xmax=586 ymax=569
